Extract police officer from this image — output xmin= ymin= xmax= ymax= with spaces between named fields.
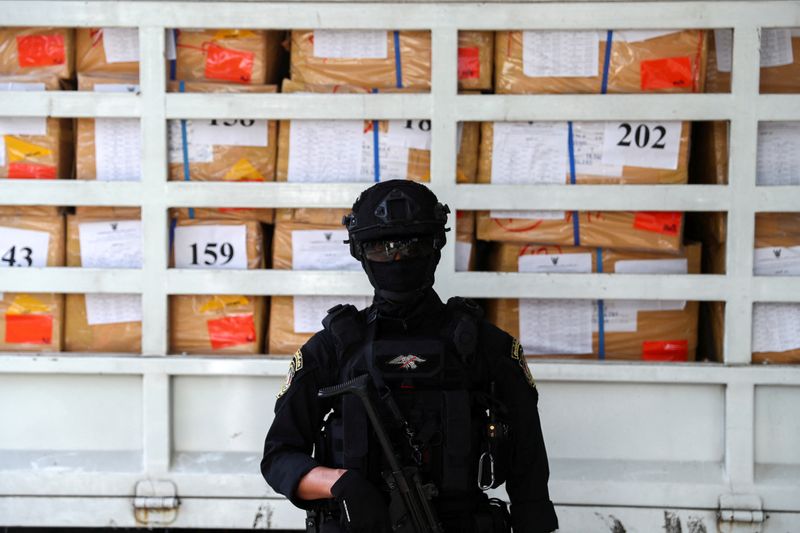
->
xmin=262 ymin=180 xmax=558 ymax=533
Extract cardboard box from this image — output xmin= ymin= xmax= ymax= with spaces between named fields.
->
xmin=477 ymin=210 xmax=684 ymax=253
xmin=0 ymin=214 xmax=65 ymax=352
xmin=175 ymin=29 xmax=284 ymax=85
xmin=495 ymin=29 xmax=707 ymax=94
xmin=76 ymin=28 xmax=141 ymax=77
xmin=0 ymin=27 xmax=74 ymax=80
xmin=290 ymin=30 xmax=493 ymax=91
xmin=64 ymin=213 xmax=142 ymax=353
xmin=456 ymin=210 xmax=476 ymax=272
xmin=277 ymin=80 xmax=480 ymax=183
xmin=478 ymin=121 xmax=692 ymax=185
xmin=485 ymin=242 xmax=701 ymax=360
xmin=169 ymin=218 xmax=266 ymax=354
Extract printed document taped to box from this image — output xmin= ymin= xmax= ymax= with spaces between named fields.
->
xmin=191 ymin=119 xmax=268 ymax=147
xmin=601 ymin=121 xmax=681 ymax=170
xmin=0 ymin=227 xmax=50 ymax=268
xmin=168 ymin=120 xmax=214 ymax=164
xmin=78 ymin=220 xmax=142 ymax=268
xmin=387 ymin=120 xmax=432 ymax=151
xmin=314 ymin=30 xmax=388 ymax=59
xmin=714 ymin=28 xmax=793 ymax=72
xmin=173 ymin=225 xmax=248 ymax=269
xmin=756 ymin=122 xmax=800 ymax=186
xmin=522 ymin=31 xmax=599 ymax=77
xmin=85 ymin=293 xmax=142 ymax=326
xmin=95 ymin=118 xmax=141 ymax=181
xmin=490 ymin=210 xmax=565 ymax=220
xmin=361 ymin=135 xmax=409 ymax=182
xmin=491 ymin=122 xmax=567 ymax=184
xmin=288 ymin=120 xmax=363 ymax=182
xmin=754 ymin=246 xmax=800 ymax=276
xmin=572 ymin=122 xmax=623 ymax=178
xmin=0 ymin=117 xmax=46 ymax=136
xmin=753 ymin=303 xmax=800 ymax=353
xmin=456 ymin=241 xmax=471 ymax=272
xmin=94 ymin=83 xmax=140 ymax=94
xmin=291 ymin=230 xmax=361 ymax=271
xmin=293 ymin=295 xmax=372 ymax=333
xmin=102 ymin=27 xmax=139 ymax=63
xmin=519 ymin=252 xmax=593 ymax=273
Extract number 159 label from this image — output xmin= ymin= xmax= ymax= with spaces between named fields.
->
xmin=0 ymin=226 xmax=50 ymax=268
xmin=173 ymin=225 xmax=248 ymax=270
xmin=601 ymin=121 xmax=681 ymax=170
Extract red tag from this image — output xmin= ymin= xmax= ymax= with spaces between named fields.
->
xmin=633 ymin=212 xmax=681 ymax=236
xmin=5 ymin=314 xmax=53 ymax=344
xmin=642 ymin=340 xmax=688 ymax=361
xmin=207 ymin=314 xmax=256 ymax=350
xmin=204 ymin=43 xmax=254 ymax=83
xmin=16 ymin=34 xmax=66 ymax=67
xmin=458 ymin=47 xmax=481 ymax=80
xmin=640 ymin=56 xmax=692 ymax=91
xmin=8 ymin=163 xmax=57 ymax=179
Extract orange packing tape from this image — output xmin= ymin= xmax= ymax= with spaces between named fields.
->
xmin=206 ymin=314 xmax=256 ymax=350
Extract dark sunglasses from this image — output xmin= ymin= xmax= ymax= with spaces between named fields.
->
xmin=362 ymin=236 xmax=435 ymax=263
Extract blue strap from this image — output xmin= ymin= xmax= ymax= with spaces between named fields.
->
xmin=567 ymin=121 xmax=580 ymax=246
xmin=178 ymin=81 xmax=194 ymax=219
xmin=168 ymin=217 xmax=178 ymax=256
xmin=169 ymin=29 xmax=177 ymax=81
xmin=600 ymin=30 xmax=614 ymax=94
xmin=371 ymin=88 xmax=381 ymax=182
xmin=393 ymin=31 xmax=403 ymax=88
xmin=596 ymin=247 xmax=605 ymax=360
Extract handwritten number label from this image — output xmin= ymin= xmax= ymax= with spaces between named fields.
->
xmin=601 ymin=121 xmax=681 ymax=170
xmin=189 ymin=242 xmax=235 ymax=266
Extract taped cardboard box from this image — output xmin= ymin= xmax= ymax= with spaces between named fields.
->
xmin=0 ymin=214 xmax=65 ymax=352
xmin=456 ymin=211 xmax=476 ymax=272
xmin=76 ymin=27 xmax=179 ymax=78
xmin=175 ymin=29 xmax=284 ymax=85
xmin=478 ymin=121 xmax=691 ymax=185
xmin=495 ymin=29 xmax=707 ymax=94
xmin=706 ymin=29 xmax=800 ymax=93
xmin=477 ymin=210 xmax=684 ymax=254
xmin=75 ymin=207 xmax=141 ymax=219
xmin=290 ymin=30 xmax=493 ymax=91
xmin=277 ymin=80 xmax=479 ymax=183
xmin=0 ymin=27 xmax=74 ymax=80
xmin=485 ymin=242 xmax=700 ymax=360
xmin=64 ymin=214 xmax=142 ymax=353
xmin=169 ymin=218 xmax=266 ymax=354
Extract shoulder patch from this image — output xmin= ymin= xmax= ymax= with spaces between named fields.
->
xmin=511 ymin=337 xmax=536 ymax=389
xmin=277 ymin=349 xmax=304 ymax=399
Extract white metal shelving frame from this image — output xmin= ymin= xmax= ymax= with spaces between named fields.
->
xmin=1 ymin=1 xmax=800 ymax=530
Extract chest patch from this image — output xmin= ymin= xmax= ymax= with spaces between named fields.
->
xmin=277 ymin=349 xmax=303 ymax=399
xmin=388 ymin=354 xmax=427 ymax=370
xmin=511 ymin=337 xmax=536 ymax=389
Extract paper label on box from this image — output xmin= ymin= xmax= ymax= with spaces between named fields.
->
xmin=0 ymin=226 xmax=49 ymax=267
xmin=166 ymin=29 xmax=177 ymax=60
xmin=0 ymin=117 xmax=46 ymax=136
xmin=491 ymin=122 xmax=568 ymax=184
xmin=291 ymin=230 xmax=361 ymax=271
xmin=753 ymin=303 xmax=800 ymax=353
xmin=572 ymin=122 xmax=623 ymax=178
xmin=293 ymin=295 xmax=372 ymax=333
xmin=93 ymin=83 xmax=140 ymax=93
xmin=522 ymin=31 xmax=599 ymax=77
xmin=613 ymin=30 xmax=680 ymax=43
xmin=78 ymin=220 xmax=142 ymax=268
xmin=714 ymin=29 xmax=733 ymax=73
xmin=288 ymin=120 xmax=364 ymax=182
xmin=0 ymin=136 xmax=5 ymax=167
xmin=0 ymin=82 xmax=46 ymax=92
xmin=756 ymin=122 xmax=800 ymax=185
xmin=168 ymin=120 xmax=214 ymax=164
xmin=593 ymin=301 xmax=639 ymax=332
xmin=94 ymin=118 xmax=141 ymax=181
xmin=754 ymin=246 xmax=800 ymax=276
xmin=361 ymin=134 xmax=410 ymax=182
xmin=490 ymin=210 xmax=565 ymax=220
xmin=173 ymin=225 xmax=248 ymax=269
xmin=614 ymin=258 xmax=688 ymax=274
xmin=313 ymin=30 xmax=388 ymax=59
xmin=387 ymin=120 xmax=432 ymax=151
xmin=102 ymin=27 xmax=140 ymax=63
xmin=85 ymin=293 xmax=142 ymax=325
xmin=191 ymin=119 xmax=268 ymax=147
xmin=456 ymin=241 xmax=472 ymax=272
xmin=759 ymin=28 xmax=794 ymax=68
xmin=601 ymin=121 xmax=681 ymax=170
xmin=519 ymin=298 xmax=594 ymax=355
xmin=519 ymin=252 xmax=592 ymax=273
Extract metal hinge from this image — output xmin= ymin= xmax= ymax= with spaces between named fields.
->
xmin=718 ymin=494 xmax=765 ymax=524
xmin=134 ymin=479 xmax=180 ymax=526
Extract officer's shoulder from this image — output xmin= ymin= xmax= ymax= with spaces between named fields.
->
xmin=319 ymin=302 xmax=368 ymax=354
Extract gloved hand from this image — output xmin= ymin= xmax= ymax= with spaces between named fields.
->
xmin=330 ymin=469 xmax=390 ymax=533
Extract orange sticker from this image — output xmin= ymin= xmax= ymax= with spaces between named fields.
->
xmin=16 ymin=34 xmax=66 ymax=67
xmin=207 ymin=314 xmax=256 ymax=350
xmin=633 ymin=211 xmax=681 ymax=236
xmin=458 ymin=47 xmax=480 ymax=80
xmin=642 ymin=340 xmax=688 ymax=361
xmin=8 ymin=163 xmax=57 ymax=179
xmin=5 ymin=314 xmax=53 ymax=344
xmin=640 ymin=56 xmax=692 ymax=91
xmin=204 ymin=43 xmax=254 ymax=83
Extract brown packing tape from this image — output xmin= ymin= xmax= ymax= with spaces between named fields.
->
xmin=495 ymin=30 xmax=707 ymax=94
xmin=75 ymin=207 xmax=142 ymax=219
xmin=478 ymin=121 xmax=691 ymax=185
xmin=64 ymin=214 xmax=142 ymax=353
xmin=276 ymin=80 xmax=479 ymax=184
xmin=476 ymin=211 xmax=684 ymax=253
xmin=484 ymin=242 xmax=700 ymax=360
xmin=176 ymin=29 xmax=284 ymax=85
xmin=706 ymin=33 xmax=800 ymax=94
xmin=0 ymin=27 xmax=75 ymax=80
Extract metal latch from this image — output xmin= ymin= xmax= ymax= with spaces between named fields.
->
xmin=134 ymin=479 xmax=180 ymax=526
xmin=718 ymin=494 xmax=765 ymax=524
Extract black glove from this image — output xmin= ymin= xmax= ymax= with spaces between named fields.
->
xmin=330 ymin=470 xmax=390 ymax=533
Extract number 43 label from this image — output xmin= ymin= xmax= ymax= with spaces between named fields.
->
xmin=0 ymin=227 xmax=50 ymax=267
xmin=601 ymin=121 xmax=681 ymax=170
xmin=173 ymin=225 xmax=248 ymax=270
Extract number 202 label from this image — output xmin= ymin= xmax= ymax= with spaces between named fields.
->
xmin=0 ymin=227 xmax=50 ymax=268
xmin=601 ymin=121 xmax=682 ymax=170
xmin=173 ymin=225 xmax=248 ymax=270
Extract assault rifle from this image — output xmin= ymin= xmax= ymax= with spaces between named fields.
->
xmin=318 ymin=374 xmax=443 ymax=533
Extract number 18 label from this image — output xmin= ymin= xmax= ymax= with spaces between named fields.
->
xmin=173 ymin=225 xmax=248 ymax=270
xmin=0 ymin=226 xmax=50 ymax=268
xmin=601 ymin=121 xmax=682 ymax=170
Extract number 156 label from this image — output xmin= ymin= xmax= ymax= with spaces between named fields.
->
xmin=601 ymin=121 xmax=681 ymax=170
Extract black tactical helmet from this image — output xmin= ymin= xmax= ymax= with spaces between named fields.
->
xmin=343 ymin=180 xmax=450 ymax=261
